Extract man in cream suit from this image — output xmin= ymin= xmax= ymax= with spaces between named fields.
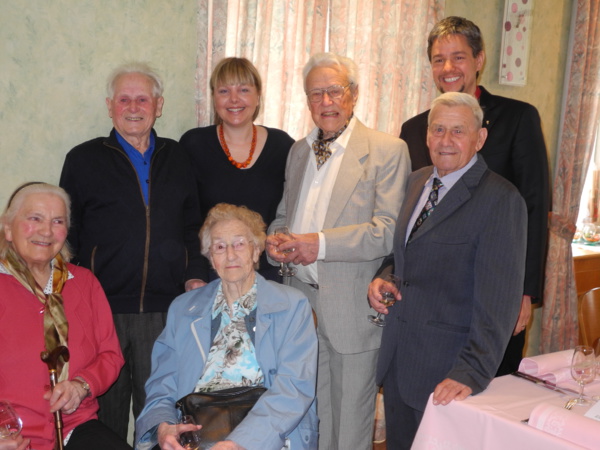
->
xmin=266 ymin=52 xmax=410 ymax=450
xmin=369 ymin=92 xmax=527 ymax=448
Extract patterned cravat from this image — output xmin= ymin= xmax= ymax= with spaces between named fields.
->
xmin=408 ymin=178 xmax=443 ymax=241
xmin=311 ymin=119 xmax=351 ymax=169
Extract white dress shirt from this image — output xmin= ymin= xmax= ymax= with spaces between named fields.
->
xmin=291 ymin=117 xmax=357 ymax=284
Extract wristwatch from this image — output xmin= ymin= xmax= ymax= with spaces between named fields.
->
xmin=72 ymin=377 xmax=91 ymax=397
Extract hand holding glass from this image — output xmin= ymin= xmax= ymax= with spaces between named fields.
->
xmin=570 ymin=345 xmax=596 ymax=406
xmin=272 ymin=227 xmax=297 ymax=277
xmin=368 ymin=274 xmax=400 ymax=327
xmin=0 ymin=401 xmax=23 ymax=440
xmin=179 ymin=415 xmax=201 ymax=450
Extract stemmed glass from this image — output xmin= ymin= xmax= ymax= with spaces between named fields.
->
xmin=570 ymin=345 xmax=596 ymax=406
xmin=592 ymin=339 xmax=600 ymax=401
xmin=272 ymin=227 xmax=297 ymax=277
xmin=0 ymin=400 xmax=23 ymax=440
xmin=179 ymin=415 xmax=201 ymax=450
xmin=368 ymin=274 xmax=401 ymax=327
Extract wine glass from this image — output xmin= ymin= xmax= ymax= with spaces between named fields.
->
xmin=272 ymin=227 xmax=297 ymax=277
xmin=570 ymin=345 xmax=596 ymax=405
xmin=581 ymin=223 xmax=600 ymax=245
xmin=368 ymin=274 xmax=401 ymax=327
xmin=0 ymin=400 xmax=23 ymax=440
xmin=179 ymin=415 xmax=201 ymax=450
xmin=592 ymin=339 xmax=600 ymax=401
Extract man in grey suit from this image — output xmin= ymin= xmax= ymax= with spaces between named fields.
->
xmin=266 ymin=52 xmax=410 ymax=450
xmin=369 ymin=92 xmax=527 ymax=449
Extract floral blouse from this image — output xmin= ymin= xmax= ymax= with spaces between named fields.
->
xmin=194 ymin=281 xmax=264 ymax=392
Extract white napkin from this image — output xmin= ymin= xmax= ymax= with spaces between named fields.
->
xmin=528 ymin=402 xmax=600 ymax=449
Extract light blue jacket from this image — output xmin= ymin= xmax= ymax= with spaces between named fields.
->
xmin=136 ymin=274 xmax=318 ymax=450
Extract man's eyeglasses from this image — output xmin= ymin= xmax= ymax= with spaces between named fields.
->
xmin=306 ymin=83 xmax=352 ymax=103
xmin=210 ymin=238 xmax=252 ymax=254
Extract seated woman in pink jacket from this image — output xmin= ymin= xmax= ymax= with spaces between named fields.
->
xmin=0 ymin=182 xmax=130 ymax=450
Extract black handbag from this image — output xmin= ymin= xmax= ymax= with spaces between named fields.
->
xmin=176 ymin=386 xmax=267 ymax=448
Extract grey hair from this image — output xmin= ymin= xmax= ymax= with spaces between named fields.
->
xmin=429 ymin=92 xmax=483 ymax=128
xmin=0 ymin=182 xmax=72 ymax=261
xmin=199 ymin=203 xmax=266 ymax=270
xmin=302 ymin=52 xmax=359 ymax=92
xmin=106 ymin=62 xmax=164 ymax=98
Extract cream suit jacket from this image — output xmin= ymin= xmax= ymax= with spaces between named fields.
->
xmin=270 ymin=119 xmax=410 ymax=354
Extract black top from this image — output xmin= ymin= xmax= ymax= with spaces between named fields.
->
xmin=180 ymin=125 xmax=294 ymax=280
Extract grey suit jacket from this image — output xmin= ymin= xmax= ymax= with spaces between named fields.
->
xmin=270 ymin=119 xmax=410 ymax=354
xmin=377 ymin=156 xmax=527 ymax=411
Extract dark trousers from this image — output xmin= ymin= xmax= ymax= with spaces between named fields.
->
xmin=65 ymin=419 xmax=132 ymax=450
xmin=496 ymin=329 xmax=526 ymax=376
xmin=98 ymin=312 xmax=167 ymax=441
xmin=382 ymin=360 xmax=424 ymax=450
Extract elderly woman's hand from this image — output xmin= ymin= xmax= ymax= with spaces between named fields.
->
xmin=157 ymin=422 xmax=202 ymax=450
xmin=43 ymin=379 xmax=89 ymax=415
xmin=211 ymin=440 xmax=246 ymax=450
xmin=0 ymin=434 xmax=30 ymax=450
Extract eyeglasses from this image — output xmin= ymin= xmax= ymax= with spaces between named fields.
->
xmin=428 ymin=124 xmax=469 ymax=138
xmin=210 ymin=238 xmax=252 ymax=254
xmin=306 ymin=83 xmax=352 ymax=103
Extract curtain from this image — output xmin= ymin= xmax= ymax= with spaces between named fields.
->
xmin=541 ymin=0 xmax=600 ymax=352
xmin=329 ymin=0 xmax=443 ymax=136
xmin=196 ymin=0 xmax=442 ymax=139
xmin=196 ymin=0 xmax=328 ymax=138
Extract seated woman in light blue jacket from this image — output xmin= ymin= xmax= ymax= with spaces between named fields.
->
xmin=136 ymin=203 xmax=318 ymax=450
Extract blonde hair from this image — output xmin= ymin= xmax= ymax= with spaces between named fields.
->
xmin=210 ymin=57 xmax=262 ymax=125
xmin=0 ymin=182 xmax=72 ymax=261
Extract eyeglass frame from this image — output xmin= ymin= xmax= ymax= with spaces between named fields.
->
xmin=209 ymin=237 xmax=254 ymax=255
xmin=306 ymin=83 xmax=353 ymax=103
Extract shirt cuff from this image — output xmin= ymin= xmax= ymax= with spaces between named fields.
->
xmin=317 ymin=232 xmax=326 ymax=260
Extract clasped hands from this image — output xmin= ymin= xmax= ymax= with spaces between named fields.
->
xmin=157 ymin=422 xmax=244 ymax=450
xmin=265 ymin=232 xmax=319 ymax=266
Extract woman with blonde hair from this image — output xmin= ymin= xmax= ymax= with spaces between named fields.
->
xmin=180 ymin=57 xmax=294 ymax=281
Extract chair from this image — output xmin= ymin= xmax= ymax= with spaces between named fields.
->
xmin=578 ymin=287 xmax=600 ymax=346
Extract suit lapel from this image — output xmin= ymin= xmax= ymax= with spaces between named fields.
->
xmin=409 ymin=157 xmax=488 ymax=243
xmin=398 ymin=168 xmax=432 ymax=249
xmin=286 ymin=140 xmax=312 ymax=226
xmin=323 ymin=120 xmax=369 ymax=228
xmin=479 ymin=86 xmax=501 ymax=133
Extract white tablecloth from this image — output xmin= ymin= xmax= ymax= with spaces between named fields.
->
xmin=412 ymin=374 xmax=600 ymax=449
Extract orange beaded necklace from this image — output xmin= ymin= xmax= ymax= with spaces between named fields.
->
xmin=218 ymin=124 xmax=257 ymax=169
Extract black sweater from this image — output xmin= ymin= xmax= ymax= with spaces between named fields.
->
xmin=60 ymin=129 xmax=206 ymax=313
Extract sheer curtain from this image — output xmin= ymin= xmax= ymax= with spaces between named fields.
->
xmin=196 ymin=0 xmax=443 ymax=139
xmin=196 ymin=0 xmax=328 ymax=138
xmin=541 ymin=0 xmax=600 ymax=352
xmin=329 ymin=0 xmax=443 ymax=136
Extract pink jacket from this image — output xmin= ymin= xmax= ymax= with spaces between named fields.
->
xmin=0 ymin=263 xmax=124 ymax=450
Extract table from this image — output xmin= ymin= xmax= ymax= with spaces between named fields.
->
xmin=572 ymin=243 xmax=600 ymax=298
xmin=412 ymin=374 xmax=600 ymax=449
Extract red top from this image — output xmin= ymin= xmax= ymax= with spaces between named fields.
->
xmin=0 ymin=263 xmax=124 ymax=450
